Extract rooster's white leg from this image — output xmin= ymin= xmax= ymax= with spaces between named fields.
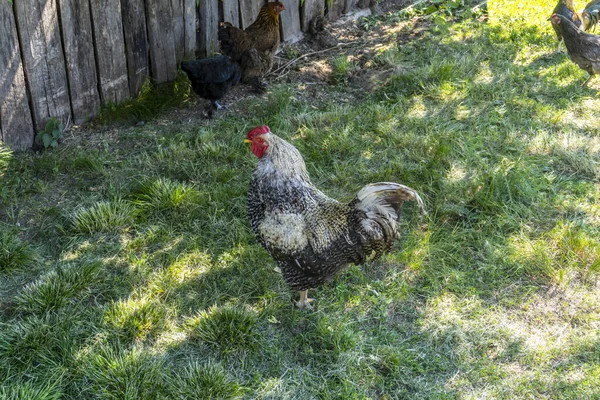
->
xmin=556 ymin=40 xmax=562 ymax=54
xmin=295 ymin=290 xmax=314 ymax=309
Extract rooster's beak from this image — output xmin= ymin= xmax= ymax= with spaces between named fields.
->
xmin=244 ymin=139 xmax=252 ymax=143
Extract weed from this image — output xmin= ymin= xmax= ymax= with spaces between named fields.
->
xmin=35 ymin=119 xmax=64 ymax=150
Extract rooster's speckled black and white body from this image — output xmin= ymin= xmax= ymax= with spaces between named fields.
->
xmin=245 ymin=126 xmax=425 ymax=308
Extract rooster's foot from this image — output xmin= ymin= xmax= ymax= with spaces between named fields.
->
xmin=295 ymin=290 xmax=314 ymax=310
xmin=213 ymin=101 xmax=227 ymax=110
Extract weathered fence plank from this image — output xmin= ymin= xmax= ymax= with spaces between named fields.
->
xmin=171 ymin=0 xmax=185 ymax=63
xmin=89 ymin=0 xmax=130 ymax=104
xmin=197 ymin=0 xmax=219 ymax=57
xmin=14 ymin=0 xmax=71 ymax=132
xmin=0 ymin=0 xmax=34 ymax=150
xmin=145 ymin=0 xmax=178 ymax=83
xmin=280 ymin=0 xmax=302 ymax=43
xmin=58 ymin=0 xmax=101 ymax=124
xmin=327 ymin=0 xmax=345 ymax=21
xmin=222 ymin=0 xmax=240 ymax=27
xmin=343 ymin=0 xmax=357 ymax=13
xmin=121 ymin=0 xmax=150 ymax=96
xmin=301 ymin=0 xmax=324 ymax=31
xmin=240 ymin=0 xmax=264 ymax=29
xmin=183 ymin=0 xmax=196 ymax=60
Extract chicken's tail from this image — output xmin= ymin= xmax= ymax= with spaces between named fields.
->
xmin=355 ymin=182 xmax=426 ymax=221
xmin=583 ymin=3 xmax=600 ymax=31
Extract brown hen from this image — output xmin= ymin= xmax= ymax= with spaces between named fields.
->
xmin=218 ymin=2 xmax=285 ymax=91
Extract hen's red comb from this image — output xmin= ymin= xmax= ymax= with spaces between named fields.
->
xmin=246 ymin=125 xmax=271 ymax=139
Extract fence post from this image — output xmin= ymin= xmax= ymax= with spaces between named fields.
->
xmin=89 ymin=0 xmax=130 ymax=104
xmin=121 ymin=0 xmax=150 ymax=97
xmin=145 ymin=0 xmax=178 ymax=83
xmin=13 ymin=0 xmax=72 ymax=133
xmin=0 ymin=0 xmax=34 ymax=150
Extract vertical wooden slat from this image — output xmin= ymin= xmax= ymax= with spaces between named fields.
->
xmin=171 ymin=0 xmax=185 ymax=64
xmin=197 ymin=0 xmax=219 ymax=57
xmin=343 ymin=0 xmax=356 ymax=13
xmin=57 ymin=0 xmax=101 ymax=123
xmin=145 ymin=0 xmax=177 ymax=83
xmin=327 ymin=0 xmax=345 ymax=21
xmin=240 ymin=0 xmax=264 ymax=29
xmin=0 ymin=0 xmax=34 ymax=150
xmin=89 ymin=0 xmax=129 ymax=104
xmin=222 ymin=0 xmax=240 ymax=27
xmin=183 ymin=0 xmax=196 ymax=60
xmin=121 ymin=0 xmax=149 ymax=97
xmin=301 ymin=0 xmax=324 ymax=31
xmin=14 ymin=0 xmax=71 ymax=132
xmin=280 ymin=0 xmax=302 ymax=43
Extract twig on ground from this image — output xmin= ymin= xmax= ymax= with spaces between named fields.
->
xmin=268 ymin=40 xmax=362 ymax=77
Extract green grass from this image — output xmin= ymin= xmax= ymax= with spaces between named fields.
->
xmin=1 ymin=1 xmax=600 ymax=398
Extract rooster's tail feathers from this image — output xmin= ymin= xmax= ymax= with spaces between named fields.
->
xmin=356 ymin=182 xmax=426 ymax=218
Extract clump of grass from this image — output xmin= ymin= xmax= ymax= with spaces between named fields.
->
xmin=98 ymin=74 xmax=191 ymax=125
xmin=132 ymin=178 xmax=203 ymax=214
xmin=0 ymin=230 xmax=36 ymax=272
xmin=330 ymin=55 xmax=356 ymax=84
xmin=0 ymin=314 xmax=81 ymax=373
xmin=65 ymin=153 xmax=104 ymax=174
xmin=104 ymin=297 xmax=167 ymax=342
xmin=551 ymin=148 xmax=599 ymax=180
xmin=72 ymin=200 xmax=136 ymax=234
xmin=78 ymin=346 xmax=164 ymax=400
xmin=15 ymin=261 xmax=101 ymax=314
xmin=188 ymin=305 xmax=259 ymax=354
xmin=0 ymin=375 xmax=63 ymax=400
xmin=165 ymin=361 xmax=244 ymax=399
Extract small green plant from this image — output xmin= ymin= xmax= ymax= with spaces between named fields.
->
xmin=36 ymin=118 xmax=64 ymax=149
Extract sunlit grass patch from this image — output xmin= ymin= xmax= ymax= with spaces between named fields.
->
xmin=165 ymin=361 xmax=244 ymax=399
xmin=72 ymin=200 xmax=136 ymax=234
xmin=104 ymin=297 xmax=168 ymax=343
xmin=188 ymin=305 xmax=259 ymax=354
xmin=0 ymin=230 xmax=37 ymax=272
xmin=131 ymin=177 xmax=204 ymax=215
xmin=15 ymin=261 xmax=101 ymax=314
xmin=506 ymin=222 xmax=600 ymax=284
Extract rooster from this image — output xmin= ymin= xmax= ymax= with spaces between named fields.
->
xmin=551 ymin=0 xmax=582 ymax=53
xmin=245 ymin=126 xmax=426 ymax=309
xmin=582 ymin=0 xmax=600 ymax=31
xmin=218 ymin=2 xmax=285 ymax=91
xmin=180 ymin=56 xmax=241 ymax=118
xmin=551 ymin=13 xmax=600 ymax=86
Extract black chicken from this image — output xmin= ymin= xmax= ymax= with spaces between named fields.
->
xmin=551 ymin=0 xmax=582 ymax=53
xmin=245 ymin=126 xmax=426 ymax=309
xmin=180 ymin=56 xmax=241 ymax=118
xmin=551 ymin=13 xmax=600 ymax=86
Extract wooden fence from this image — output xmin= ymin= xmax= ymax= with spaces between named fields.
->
xmin=0 ymin=0 xmax=371 ymax=151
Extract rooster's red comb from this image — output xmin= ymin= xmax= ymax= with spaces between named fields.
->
xmin=246 ymin=125 xmax=271 ymax=139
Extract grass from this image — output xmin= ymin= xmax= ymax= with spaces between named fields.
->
xmin=1 ymin=1 xmax=600 ymax=398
